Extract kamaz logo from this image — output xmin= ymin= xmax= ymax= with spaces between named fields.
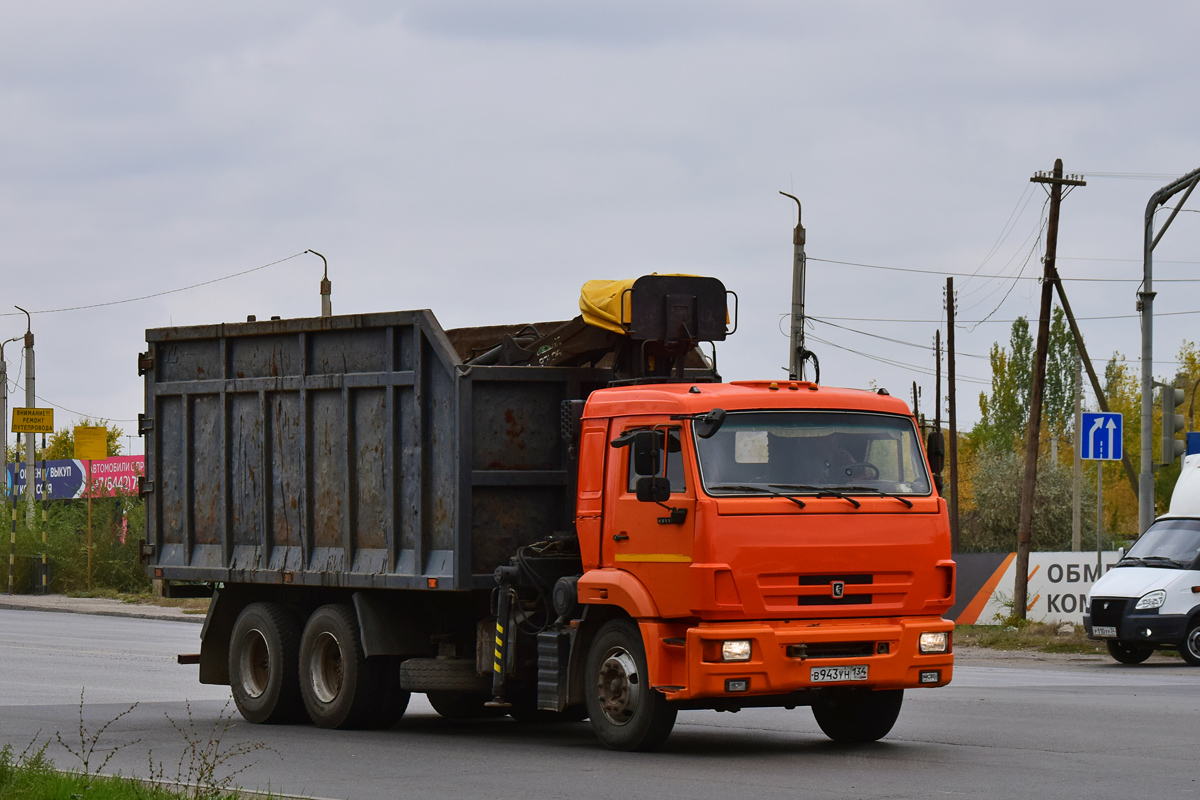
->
xmin=831 ymin=581 xmax=845 ymax=599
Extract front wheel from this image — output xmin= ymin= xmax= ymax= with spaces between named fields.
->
xmin=1181 ymin=621 xmax=1200 ymax=667
xmin=811 ymin=688 xmax=903 ymax=743
xmin=1106 ymin=640 xmax=1155 ymax=665
xmin=584 ymin=619 xmax=677 ymax=751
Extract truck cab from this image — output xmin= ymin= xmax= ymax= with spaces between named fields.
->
xmin=566 ymin=380 xmax=955 ymax=748
xmin=1085 ymin=453 xmax=1200 ymax=665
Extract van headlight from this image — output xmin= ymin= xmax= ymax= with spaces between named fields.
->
xmin=919 ymin=631 xmax=949 ymax=654
xmin=1135 ymin=590 xmax=1166 ymax=610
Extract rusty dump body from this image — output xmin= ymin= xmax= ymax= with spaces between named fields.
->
xmin=141 ymin=310 xmax=608 ymax=591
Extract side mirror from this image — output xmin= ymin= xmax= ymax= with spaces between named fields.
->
xmin=925 ymin=430 xmax=945 ymax=475
xmin=694 ymin=408 xmax=727 ymax=439
xmin=1117 ymin=546 xmax=1125 ymax=560
xmin=636 ymin=476 xmax=671 ymax=503
xmin=611 ymin=429 xmax=662 ymax=477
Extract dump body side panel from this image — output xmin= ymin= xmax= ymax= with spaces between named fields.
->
xmin=143 ymin=311 xmax=606 ymax=591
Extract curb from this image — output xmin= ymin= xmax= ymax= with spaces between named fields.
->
xmin=0 ymin=596 xmax=205 ymax=624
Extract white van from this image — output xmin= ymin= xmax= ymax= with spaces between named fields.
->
xmin=1084 ymin=453 xmax=1200 ymax=665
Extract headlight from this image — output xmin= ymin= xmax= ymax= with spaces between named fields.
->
xmin=919 ymin=631 xmax=949 ymax=654
xmin=1135 ymin=590 xmax=1166 ymax=610
xmin=721 ymin=640 xmax=752 ymax=661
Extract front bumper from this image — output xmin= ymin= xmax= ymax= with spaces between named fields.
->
xmin=1084 ymin=609 xmax=1188 ymax=646
xmin=644 ymin=616 xmax=954 ymax=702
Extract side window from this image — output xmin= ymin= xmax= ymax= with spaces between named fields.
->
xmin=626 ymin=429 xmax=686 ymax=493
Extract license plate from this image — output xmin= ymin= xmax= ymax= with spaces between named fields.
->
xmin=810 ymin=665 xmax=868 ymax=683
xmin=1091 ymin=625 xmax=1117 ymax=638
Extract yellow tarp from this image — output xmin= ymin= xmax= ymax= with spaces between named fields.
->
xmin=579 ymin=274 xmax=702 ymax=334
xmin=579 ymin=279 xmax=636 ymax=334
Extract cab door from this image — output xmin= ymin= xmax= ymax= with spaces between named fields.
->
xmin=602 ymin=420 xmax=696 ymax=618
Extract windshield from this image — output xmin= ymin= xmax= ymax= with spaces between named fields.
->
xmin=694 ymin=411 xmax=931 ymax=496
xmin=1121 ymin=519 xmax=1200 ymax=569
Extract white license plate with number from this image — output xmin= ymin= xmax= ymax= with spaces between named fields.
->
xmin=810 ymin=665 xmax=868 ymax=683
xmin=1092 ymin=625 xmax=1117 ymax=638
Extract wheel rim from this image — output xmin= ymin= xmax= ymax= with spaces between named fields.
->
xmin=310 ymin=631 xmax=344 ymax=704
xmin=238 ymin=628 xmax=271 ymax=699
xmin=595 ymin=646 xmax=641 ymax=726
xmin=1187 ymin=628 xmax=1200 ymax=660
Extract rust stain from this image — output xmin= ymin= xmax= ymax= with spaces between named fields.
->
xmin=503 ymin=409 xmax=527 ymax=451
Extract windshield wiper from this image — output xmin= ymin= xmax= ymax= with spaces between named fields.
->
xmin=769 ymin=484 xmax=860 ymax=509
xmin=708 ymin=484 xmax=806 ymax=508
xmin=831 ymin=486 xmax=914 ymax=508
xmin=1140 ymin=556 xmax=1192 ymax=569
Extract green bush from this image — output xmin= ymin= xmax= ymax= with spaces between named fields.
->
xmin=5 ymin=491 xmax=148 ymax=594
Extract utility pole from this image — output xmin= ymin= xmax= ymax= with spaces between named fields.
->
xmin=1080 ymin=352 xmax=1089 ymax=554
xmin=16 ymin=308 xmax=34 ymax=529
xmin=1140 ymin=167 xmax=1200 ymax=533
xmin=780 ymin=192 xmax=816 ymax=382
xmin=934 ymin=329 xmax=943 ymax=494
xmin=945 ymin=277 xmax=959 ymax=550
xmin=1015 ymin=159 xmax=1085 ymax=619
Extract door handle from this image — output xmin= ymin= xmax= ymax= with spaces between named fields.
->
xmin=612 ymin=533 xmax=629 ymax=542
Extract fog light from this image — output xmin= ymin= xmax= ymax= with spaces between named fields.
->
xmin=725 ymin=679 xmax=749 ymax=692
xmin=722 ymin=640 xmax=752 ymax=661
xmin=919 ymin=670 xmax=941 ymax=684
xmin=919 ymin=631 xmax=949 ymax=654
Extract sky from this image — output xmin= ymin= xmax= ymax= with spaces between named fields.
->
xmin=2 ymin=1 xmax=1199 ymax=456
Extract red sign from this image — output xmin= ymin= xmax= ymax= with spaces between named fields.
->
xmin=83 ymin=456 xmax=144 ymax=497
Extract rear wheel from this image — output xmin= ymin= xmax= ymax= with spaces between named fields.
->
xmin=811 ymin=688 xmax=903 ymax=743
xmin=1106 ymin=640 xmax=1155 ymax=665
xmin=228 ymin=603 xmax=302 ymax=724
xmin=1181 ymin=620 xmax=1200 ymax=667
xmin=299 ymin=604 xmax=378 ymax=729
xmin=584 ymin=619 xmax=676 ymax=751
xmin=367 ymin=656 xmax=411 ymax=729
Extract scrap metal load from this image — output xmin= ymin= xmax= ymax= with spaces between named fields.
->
xmin=456 ymin=274 xmax=731 ymax=381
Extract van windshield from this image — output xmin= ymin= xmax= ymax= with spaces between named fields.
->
xmin=1120 ymin=519 xmax=1200 ymax=569
xmin=694 ymin=411 xmax=931 ymax=497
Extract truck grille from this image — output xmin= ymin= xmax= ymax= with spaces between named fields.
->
xmin=758 ymin=571 xmax=912 ymax=612
xmin=786 ymin=641 xmax=874 ymax=659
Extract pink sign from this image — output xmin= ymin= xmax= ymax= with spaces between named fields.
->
xmin=82 ymin=456 xmax=145 ymax=497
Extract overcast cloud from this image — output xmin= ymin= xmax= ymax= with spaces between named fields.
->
xmin=2 ymin=1 xmax=1198 ymax=451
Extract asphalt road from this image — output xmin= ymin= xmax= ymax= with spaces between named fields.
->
xmin=1 ymin=607 xmax=1198 ymax=800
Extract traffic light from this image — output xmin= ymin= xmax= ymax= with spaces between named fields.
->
xmin=1161 ymin=380 xmax=1186 ymax=465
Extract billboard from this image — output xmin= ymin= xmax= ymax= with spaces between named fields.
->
xmin=950 ymin=551 xmax=1120 ymax=626
xmin=6 ymin=456 xmax=144 ymax=500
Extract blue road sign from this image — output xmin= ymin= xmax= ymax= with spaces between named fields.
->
xmin=1081 ymin=412 xmax=1122 ymax=461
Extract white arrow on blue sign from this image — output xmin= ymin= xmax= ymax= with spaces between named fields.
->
xmin=1081 ymin=412 xmax=1122 ymax=461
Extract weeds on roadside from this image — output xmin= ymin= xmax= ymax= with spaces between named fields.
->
xmin=146 ymin=700 xmax=278 ymax=800
xmin=54 ymin=688 xmax=141 ymax=783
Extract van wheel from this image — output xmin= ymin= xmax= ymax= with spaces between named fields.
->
xmin=299 ymin=604 xmax=377 ymax=729
xmin=1106 ymin=640 xmax=1155 ymax=665
xmin=584 ymin=619 xmax=677 ymax=751
xmin=811 ymin=688 xmax=903 ymax=743
xmin=1181 ymin=621 xmax=1200 ymax=667
xmin=228 ymin=603 xmax=302 ymax=724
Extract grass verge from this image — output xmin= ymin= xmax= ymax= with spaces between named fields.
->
xmin=64 ymin=589 xmax=210 ymax=613
xmin=955 ymin=623 xmax=1108 ymax=654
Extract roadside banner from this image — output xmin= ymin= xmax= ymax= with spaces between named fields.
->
xmin=951 ymin=551 xmax=1120 ymax=626
xmin=7 ymin=456 xmax=144 ymax=500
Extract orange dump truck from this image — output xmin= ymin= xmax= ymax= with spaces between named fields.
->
xmin=144 ymin=274 xmax=953 ymax=751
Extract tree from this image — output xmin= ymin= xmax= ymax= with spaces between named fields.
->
xmin=973 ymin=316 xmax=1033 ymax=451
xmin=1043 ymin=307 xmax=1078 ymax=443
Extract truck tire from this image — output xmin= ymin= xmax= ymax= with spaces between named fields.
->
xmin=366 ymin=656 xmax=411 ymax=729
xmin=299 ymin=604 xmax=378 ymax=729
xmin=584 ymin=619 xmax=677 ymax=751
xmin=1181 ymin=620 xmax=1200 ymax=667
xmin=811 ymin=688 xmax=903 ymax=743
xmin=228 ymin=602 xmax=303 ymax=725
xmin=1106 ymin=640 xmax=1155 ymax=665
xmin=400 ymin=658 xmax=491 ymax=692
xmin=426 ymin=692 xmax=508 ymax=719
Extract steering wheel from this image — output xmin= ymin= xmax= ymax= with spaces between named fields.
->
xmin=839 ymin=462 xmax=879 ymax=480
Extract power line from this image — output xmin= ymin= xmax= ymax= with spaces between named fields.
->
xmin=809 ymin=317 xmax=990 ymax=360
xmin=806 ymin=333 xmax=991 ymax=386
xmin=808 ymin=255 xmax=1200 ymax=283
xmin=0 ymin=251 xmax=308 ymax=317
